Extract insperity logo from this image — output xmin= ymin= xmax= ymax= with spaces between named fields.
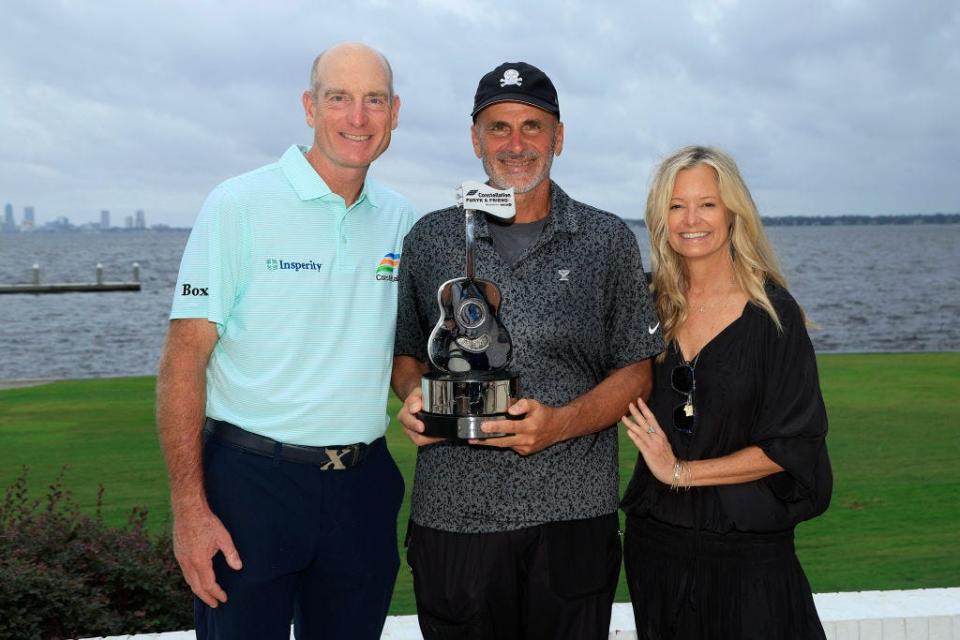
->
xmin=375 ymin=252 xmax=400 ymax=282
xmin=266 ymin=258 xmax=322 ymax=273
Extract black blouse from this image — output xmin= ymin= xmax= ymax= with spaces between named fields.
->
xmin=621 ymin=284 xmax=832 ymax=533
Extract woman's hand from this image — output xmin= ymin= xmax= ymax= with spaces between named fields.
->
xmin=622 ymin=397 xmax=680 ymax=486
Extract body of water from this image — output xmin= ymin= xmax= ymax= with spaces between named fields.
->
xmin=0 ymin=225 xmax=957 ymax=380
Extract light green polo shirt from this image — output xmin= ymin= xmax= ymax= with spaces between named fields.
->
xmin=171 ymin=145 xmax=416 ymax=445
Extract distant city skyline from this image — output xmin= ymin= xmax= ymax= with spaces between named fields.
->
xmin=2 ymin=197 xmax=958 ymax=231
xmin=0 ymin=199 xmax=955 ymax=234
xmin=0 ymin=202 xmax=155 ymax=231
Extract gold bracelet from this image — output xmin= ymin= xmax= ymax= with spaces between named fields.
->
xmin=670 ymin=459 xmax=684 ymax=491
xmin=670 ymin=459 xmax=694 ymax=491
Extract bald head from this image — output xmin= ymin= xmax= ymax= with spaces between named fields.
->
xmin=309 ymin=43 xmax=394 ymax=99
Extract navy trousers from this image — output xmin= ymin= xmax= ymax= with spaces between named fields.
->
xmin=195 ymin=433 xmax=405 ymax=640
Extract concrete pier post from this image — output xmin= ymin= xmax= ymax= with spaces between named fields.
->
xmin=32 ymin=264 xmax=40 ymax=285
xmin=132 ymin=262 xmax=140 ymax=283
xmin=96 ymin=263 xmax=103 ymax=285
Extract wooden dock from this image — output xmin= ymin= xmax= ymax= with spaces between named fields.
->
xmin=0 ymin=263 xmax=142 ymax=294
xmin=0 ymin=282 xmax=141 ymax=294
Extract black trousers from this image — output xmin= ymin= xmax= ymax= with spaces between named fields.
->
xmin=194 ymin=432 xmax=405 ymax=640
xmin=407 ymin=513 xmax=621 ymax=640
xmin=624 ymin=516 xmax=826 ymax=640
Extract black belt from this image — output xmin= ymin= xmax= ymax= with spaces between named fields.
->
xmin=204 ymin=418 xmax=372 ymax=470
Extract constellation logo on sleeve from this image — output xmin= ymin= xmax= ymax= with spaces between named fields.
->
xmin=375 ymin=253 xmax=400 ymax=282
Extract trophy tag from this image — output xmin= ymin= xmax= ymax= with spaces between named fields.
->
xmin=456 ymin=181 xmax=516 ymax=219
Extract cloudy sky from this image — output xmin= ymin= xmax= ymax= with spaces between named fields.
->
xmin=1 ymin=0 xmax=957 ymax=227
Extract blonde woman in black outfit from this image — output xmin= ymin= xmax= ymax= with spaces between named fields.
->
xmin=621 ymin=146 xmax=832 ymax=639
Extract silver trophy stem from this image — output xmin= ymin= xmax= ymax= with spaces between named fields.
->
xmin=465 ymin=208 xmax=476 ymax=280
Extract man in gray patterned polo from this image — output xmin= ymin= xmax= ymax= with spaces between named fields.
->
xmin=392 ymin=61 xmax=663 ymax=639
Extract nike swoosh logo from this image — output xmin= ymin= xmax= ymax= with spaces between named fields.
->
xmin=648 ymin=323 xmax=660 ymax=334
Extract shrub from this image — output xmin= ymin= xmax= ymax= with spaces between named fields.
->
xmin=0 ymin=467 xmax=193 ymax=640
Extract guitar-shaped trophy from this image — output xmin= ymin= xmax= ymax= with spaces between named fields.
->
xmin=418 ymin=181 xmax=522 ymax=439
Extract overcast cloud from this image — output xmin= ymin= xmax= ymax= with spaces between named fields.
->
xmin=1 ymin=0 xmax=957 ymax=227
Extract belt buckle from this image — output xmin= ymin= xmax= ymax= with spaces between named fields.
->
xmin=320 ymin=446 xmax=355 ymax=471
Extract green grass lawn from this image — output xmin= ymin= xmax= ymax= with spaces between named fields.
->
xmin=1 ymin=352 xmax=957 ymax=615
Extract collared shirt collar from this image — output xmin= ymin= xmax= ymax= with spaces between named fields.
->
xmin=279 ymin=145 xmax=378 ymax=208
xmin=474 ymin=180 xmax=578 ymax=239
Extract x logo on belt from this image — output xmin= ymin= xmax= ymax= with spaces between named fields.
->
xmin=321 ymin=447 xmax=354 ymax=470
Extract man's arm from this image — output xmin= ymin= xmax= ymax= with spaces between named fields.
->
xmin=391 ymin=354 xmax=445 ymax=447
xmin=156 ymin=318 xmax=241 ymax=607
xmin=390 ymin=354 xmax=425 ymax=400
xmin=476 ymin=359 xmax=653 ymax=456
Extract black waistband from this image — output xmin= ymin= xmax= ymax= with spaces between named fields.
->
xmin=204 ymin=418 xmax=375 ymax=470
xmin=627 ymin=515 xmax=795 ymax=561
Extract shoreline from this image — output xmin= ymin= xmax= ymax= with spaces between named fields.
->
xmin=1 ymin=350 xmax=957 ymax=390
xmin=0 ymin=378 xmax=61 ymax=390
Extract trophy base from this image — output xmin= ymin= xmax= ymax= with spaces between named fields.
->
xmin=418 ymin=412 xmax=519 ymax=439
xmin=419 ymin=371 xmax=520 ymax=440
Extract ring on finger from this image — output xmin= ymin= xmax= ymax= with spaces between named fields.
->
xmin=646 ymin=425 xmax=656 ymax=434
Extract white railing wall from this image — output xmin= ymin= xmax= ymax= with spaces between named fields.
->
xmin=83 ymin=588 xmax=960 ymax=640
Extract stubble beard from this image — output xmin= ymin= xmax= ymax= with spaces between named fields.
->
xmin=479 ymin=134 xmax=557 ymax=194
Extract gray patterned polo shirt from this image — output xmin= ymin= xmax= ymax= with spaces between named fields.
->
xmin=395 ymin=181 xmax=664 ymax=533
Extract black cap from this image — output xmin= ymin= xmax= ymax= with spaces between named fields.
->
xmin=471 ymin=62 xmax=560 ymax=119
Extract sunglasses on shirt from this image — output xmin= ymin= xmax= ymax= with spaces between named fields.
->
xmin=671 ymin=362 xmax=696 ymax=434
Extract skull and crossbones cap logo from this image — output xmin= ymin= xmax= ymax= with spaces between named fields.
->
xmin=471 ymin=61 xmax=560 ymax=119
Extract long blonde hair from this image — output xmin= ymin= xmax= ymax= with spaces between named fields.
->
xmin=645 ymin=146 xmax=791 ymax=354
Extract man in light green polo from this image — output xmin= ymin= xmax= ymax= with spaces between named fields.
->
xmin=157 ymin=43 xmax=415 ymax=640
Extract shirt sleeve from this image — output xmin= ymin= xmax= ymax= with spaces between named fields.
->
xmin=170 ymin=184 xmax=244 ymax=326
xmin=751 ymin=289 xmax=833 ymax=522
xmin=603 ymin=219 xmax=664 ymax=369
xmin=394 ymin=225 xmax=429 ymax=362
